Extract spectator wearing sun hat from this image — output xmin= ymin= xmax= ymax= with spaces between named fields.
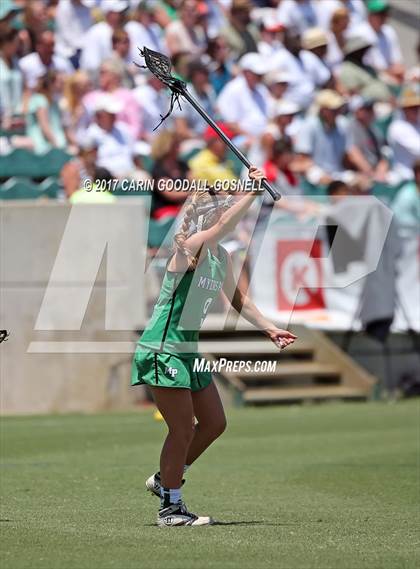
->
xmin=302 ymin=27 xmax=333 ymax=79
xmin=339 ymin=35 xmax=392 ymax=101
xmin=265 ymin=69 xmax=294 ymax=105
xmin=265 ymin=99 xmax=301 ymax=145
xmin=271 ymin=27 xmax=331 ymax=109
xmin=295 ymin=89 xmax=350 ymax=184
xmin=188 ymin=122 xmax=237 ymax=186
xmin=216 ymin=52 xmax=272 ymax=138
xmin=387 ymin=87 xmax=420 ymax=182
xmin=356 ymin=0 xmax=404 ymax=82
xmin=80 ymin=0 xmax=128 ymax=74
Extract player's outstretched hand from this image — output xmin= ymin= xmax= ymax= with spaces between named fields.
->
xmin=266 ymin=328 xmax=297 ymax=350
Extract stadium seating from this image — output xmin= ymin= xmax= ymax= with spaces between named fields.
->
xmin=0 ymin=148 xmax=71 ymax=180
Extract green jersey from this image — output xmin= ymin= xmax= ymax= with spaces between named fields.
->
xmin=139 ymin=245 xmax=228 ymax=355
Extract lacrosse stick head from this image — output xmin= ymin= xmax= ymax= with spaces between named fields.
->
xmin=138 ymin=46 xmax=186 ymax=93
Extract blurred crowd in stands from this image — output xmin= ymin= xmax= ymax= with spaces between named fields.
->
xmin=0 ymin=0 xmax=419 ymax=232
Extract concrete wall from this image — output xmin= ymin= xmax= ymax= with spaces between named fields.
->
xmin=0 ymin=201 xmax=148 ymax=415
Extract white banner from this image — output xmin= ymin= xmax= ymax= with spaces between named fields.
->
xmin=250 ymin=205 xmax=420 ymax=332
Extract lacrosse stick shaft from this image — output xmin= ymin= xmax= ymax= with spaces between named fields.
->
xmin=180 ymin=88 xmax=281 ymax=201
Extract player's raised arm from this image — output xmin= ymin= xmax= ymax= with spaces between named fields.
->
xmin=184 ymin=166 xmax=264 ymax=254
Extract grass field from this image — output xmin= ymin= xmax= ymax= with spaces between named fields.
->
xmin=1 ymin=401 xmax=419 ymax=569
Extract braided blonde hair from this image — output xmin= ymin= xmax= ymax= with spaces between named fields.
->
xmin=174 ymin=191 xmax=220 ymax=270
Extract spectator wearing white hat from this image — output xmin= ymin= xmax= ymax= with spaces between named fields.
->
xmin=83 ymin=58 xmax=142 ymax=139
xmin=265 ymin=99 xmax=301 ymax=144
xmin=295 ymin=89 xmax=350 ymax=185
xmin=84 ymin=93 xmax=136 ymax=177
xmin=216 ymin=52 xmax=272 ymax=138
xmin=80 ymin=0 xmax=128 ymax=74
xmin=55 ymin=0 xmax=93 ymax=68
xmin=387 ymin=88 xmax=420 ymax=182
xmin=259 ymin=99 xmax=302 ymax=174
xmin=265 ymin=69 xmax=294 ymax=105
xmin=271 ymin=28 xmax=331 ymax=109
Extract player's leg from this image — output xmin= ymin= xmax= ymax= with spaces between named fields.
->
xmin=186 ymin=380 xmax=227 ymax=466
xmin=151 ymin=386 xmax=213 ymax=526
xmin=151 ymin=386 xmax=194 ymax=489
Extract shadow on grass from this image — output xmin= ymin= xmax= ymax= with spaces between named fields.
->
xmin=143 ymin=520 xmax=297 ymax=527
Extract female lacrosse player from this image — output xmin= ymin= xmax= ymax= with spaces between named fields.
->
xmin=132 ymin=166 xmax=297 ymax=527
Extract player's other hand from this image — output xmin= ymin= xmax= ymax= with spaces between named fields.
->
xmin=248 ymin=166 xmax=265 ymax=182
xmin=266 ymin=328 xmax=297 ymax=350
xmin=248 ymin=166 xmax=265 ymax=195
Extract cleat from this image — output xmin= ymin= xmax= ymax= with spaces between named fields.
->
xmin=157 ymin=501 xmax=213 ymax=527
xmin=146 ymin=472 xmax=185 ymax=498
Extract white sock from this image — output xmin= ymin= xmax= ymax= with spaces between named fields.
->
xmin=161 ymin=487 xmax=182 ymax=507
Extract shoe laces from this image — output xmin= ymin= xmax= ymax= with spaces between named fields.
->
xmin=177 ymin=501 xmax=198 ymax=520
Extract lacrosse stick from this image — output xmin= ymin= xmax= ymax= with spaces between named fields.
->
xmin=136 ymin=47 xmax=281 ymax=202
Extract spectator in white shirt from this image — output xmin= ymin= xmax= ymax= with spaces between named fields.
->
xmin=357 ymin=0 xmax=404 ymax=82
xmin=19 ymin=30 xmax=73 ymax=90
xmin=55 ymin=0 xmax=93 ymax=68
xmin=80 ymin=0 xmax=128 ymax=74
xmin=387 ymin=88 xmax=420 ymax=182
xmin=271 ymin=28 xmax=331 ymax=109
xmin=216 ymin=52 xmax=272 ymax=138
xmin=84 ymin=94 xmax=135 ymax=177
xmin=277 ymin=0 xmax=318 ymax=34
